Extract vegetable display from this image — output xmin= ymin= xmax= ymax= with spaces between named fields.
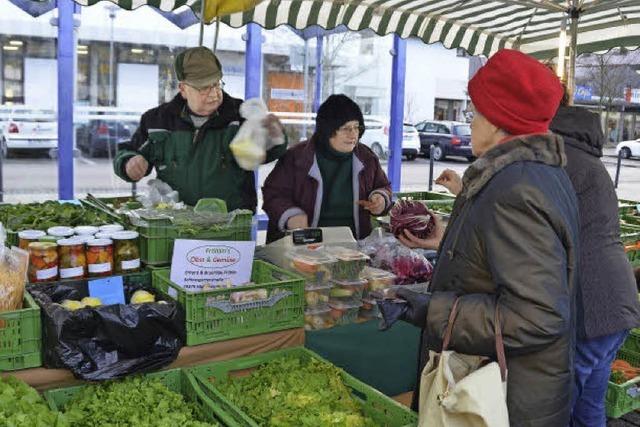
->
xmin=390 ymin=200 xmax=436 ymax=239
xmin=289 ymin=248 xmax=337 ymax=285
xmin=0 ymin=201 xmax=112 ymax=232
xmin=610 ymin=359 xmax=639 ymax=384
xmin=61 ymin=376 xmax=217 ymax=427
xmin=213 ymin=355 xmax=375 ymax=426
xmin=0 ymin=376 xmax=67 ymax=426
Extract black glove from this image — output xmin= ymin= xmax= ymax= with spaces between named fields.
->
xmin=376 ymin=288 xmax=431 ymax=330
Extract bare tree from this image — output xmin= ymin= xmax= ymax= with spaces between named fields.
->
xmin=576 ymin=50 xmax=640 ymax=141
xmin=321 ymin=32 xmax=378 ymax=97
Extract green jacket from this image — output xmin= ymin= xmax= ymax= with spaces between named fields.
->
xmin=114 ymin=93 xmax=287 ymax=210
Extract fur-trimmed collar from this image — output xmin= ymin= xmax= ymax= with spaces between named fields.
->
xmin=460 ymin=133 xmax=566 ymax=199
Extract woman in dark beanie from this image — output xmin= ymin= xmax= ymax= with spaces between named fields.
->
xmin=387 ymin=49 xmax=580 ymax=426
xmin=550 ymin=100 xmax=640 ymax=426
xmin=262 ymin=94 xmax=391 ymax=243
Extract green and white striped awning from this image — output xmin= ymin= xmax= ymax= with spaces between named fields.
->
xmin=64 ymin=0 xmax=640 ymax=58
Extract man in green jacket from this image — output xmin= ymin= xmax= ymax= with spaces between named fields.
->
xmin=113 ymin=46 xmax=287 ymax=211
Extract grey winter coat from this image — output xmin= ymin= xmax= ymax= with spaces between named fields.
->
xmin=550 ymin=106 xmax=640 ymax=339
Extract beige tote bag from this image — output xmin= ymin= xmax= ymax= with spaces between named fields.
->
xmin=418 ymin=299 xmax=509 ymax=427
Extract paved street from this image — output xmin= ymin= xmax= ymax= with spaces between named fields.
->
xmin=1 ymin=149 xmax=637 ymax=205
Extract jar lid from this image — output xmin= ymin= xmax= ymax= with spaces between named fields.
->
xmin=87 ymin=238 xmax=113 ymax=247
xmin=94 ymin=232 xmax=113 ymax=239
xmin=74 ymin=226 xmax=99 ymax=235
xmin=47 ymin=226 xmax=75 ymax=237
xmin=58 ymin=238 xmax=84 ymax=246
xmin=28 ymin=241 xmax=57 ymax=251
xmin=39 ymin=236 xmax=59 ymax=243
xmin=111 ymin=231 xmax=139 ymax=240
xmin=99 ymin=224 xmax=124 ymax=233
xmin=18 ymin=230 xmax=46 ymax=239
xmin=73 ymin=235 xmax=96 ymax=244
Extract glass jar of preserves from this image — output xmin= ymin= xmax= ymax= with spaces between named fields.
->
xmin=18 ymin=230 xmax=46 ymax=250
xmin=28 ymin=242 xmax=58 ymax=283
xmin=111 ymin=231 xmax=141 ymax=273
xmin=74 ymin=226 xmax=99 ymax=236
xmin=99 ymin=224 xmax=124 ymax=234
xmin=58 ymin=238 xmax=87 ymax=280
xmin=47 ymin=226 xmax=74 ymax=239
xmin=86 ymin=239 xmax=114 ymax=277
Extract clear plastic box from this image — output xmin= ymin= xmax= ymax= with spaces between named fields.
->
xmin=331 ymin=246 xmax=370 ymax=281
xmin=330 ymin=279 xmax=367 ymax=300
xmin=305 ymin=283 xmax=332 ymax=308
xmin=288 ymin=247 xmax=337 ymax=285
xmin=328 ymin=299 xmax=363 ymax=326
xmin=362 ymin=266 xmax=397 ymax=296
xmin=304 ymin=306 xmax=335 ymax=330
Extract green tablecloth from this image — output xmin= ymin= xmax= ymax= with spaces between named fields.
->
xmin=305 ymin=320 xmax=420 ymax=397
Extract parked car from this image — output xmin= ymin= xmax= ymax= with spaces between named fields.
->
xmin=360 ymin=119 xmax=421 ymax=160
xmin=415 ymin=120 xmax=474 ymax=162
xmin=0 ymin=107 xmax=57 ymax=158
xmin=617 ymin=139 xmax=640 ymax=159
xmin=76 ymin=119 xmax=137 ymax=158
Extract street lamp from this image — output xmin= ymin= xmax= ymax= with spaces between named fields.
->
xmin=107 ymin=5 xmax=118 ymax=107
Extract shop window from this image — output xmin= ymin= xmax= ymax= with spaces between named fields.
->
xmin=2 ymin=43 xmax=24 ymax=104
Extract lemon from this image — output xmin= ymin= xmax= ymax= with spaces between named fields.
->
xmin=131 ymin=290 xmax=155 ymax=304
xmin=61 ymin=299 xmax=85 ymax=311
xmin=81 ymin=297 xmax=102 ymax=308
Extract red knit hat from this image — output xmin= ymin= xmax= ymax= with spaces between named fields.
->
xmin=468 ymin=49 xmax=564 ymax=136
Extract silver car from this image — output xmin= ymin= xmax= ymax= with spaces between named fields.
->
xmin=0 ymin=107 xmax=58 ymax=157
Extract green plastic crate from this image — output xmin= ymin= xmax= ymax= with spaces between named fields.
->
xmin=623 ymin=329 xmax=640 ymax=354
xmin=607 ymin=348 xmax=640 ymax=418
xmin=619 ymin=200 xmax=640 ymax=216
xmin=152 ymin=260 xmax=305 ymax=346
xmin=188 ymin=347 xmax=418 ymax=427
xmin=0 ymin=292 xmax=42 ymax=371
xmin=136 ymin=213 xmax=253 ymax=266
xmin=43 ymin=368 xmax=222 ymax=425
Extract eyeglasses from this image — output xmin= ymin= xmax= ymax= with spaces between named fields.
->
xmin=189 ymin=81 xmax=225 ymax=95
xmin=337 ymin=124 xmax=365 ymax=135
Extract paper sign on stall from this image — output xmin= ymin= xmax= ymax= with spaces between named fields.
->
xmin=170 ymin=240 xmax=256 ymax=291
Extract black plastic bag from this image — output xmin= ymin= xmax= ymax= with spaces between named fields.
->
xmin=28 ymin=279 xmax=185 ymax=381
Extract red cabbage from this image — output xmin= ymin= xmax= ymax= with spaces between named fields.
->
xmin=390 ymin=200 xmax=436 ymax=239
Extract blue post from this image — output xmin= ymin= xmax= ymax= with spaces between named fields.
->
xmin=57 ymin=0 xmax=75 ymax=200
xmin=387 ymin=35 xmax=406 ymax=192
xmin=244 ymin=23 xmax=262 ymax=100
xmin=313 ymin=36 xmax=323 ymax=113
xmin=245 ymin=23 xmax=262 ymax=237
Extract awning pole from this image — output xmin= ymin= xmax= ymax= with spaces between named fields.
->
xmin=567 ymin=5 xmax=579 ymax=105
xmin=556 ymin=17 xmax=567 ymax=81
xmin=198 ymin=0 xmax=205 ymax=46
xmin=213 ymin=17 xmax=220 ymax=53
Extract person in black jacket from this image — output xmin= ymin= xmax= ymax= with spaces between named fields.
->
xmin=387 ymin=49 xmax=580 ymax=426
xmin=550 ymin=103 xmax=640 ymax=426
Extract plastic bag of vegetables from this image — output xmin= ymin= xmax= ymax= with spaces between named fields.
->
xmin=229 ymin=99 xmax=285 ymax=171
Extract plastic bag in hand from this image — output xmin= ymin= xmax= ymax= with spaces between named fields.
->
xmin=230 ymin=99 xmax=282 ymax=171
xmin=137 ymin=179 xmax=183 ymax=209
xmin=359 ymin=230 xmax=434 ymax=285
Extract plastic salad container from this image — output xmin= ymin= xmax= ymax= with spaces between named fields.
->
xmin=331 ymin=247 xmax=370 ymax=281
xmin=360 ymin=297 xmax=381 ymax=319
xmin=361 ymin=266 xmax=398 ymax=296
xmin=328 ymin=299 xmax=363 ymax=326
xmin=304 ymin=283 xmax=332 ymax=309
xmin=289 ymin=248 xmax=337 ymax=285
xmin=330 ymin=279 xmax=366 ymax=300
xmin=304 ymin=306 xmax=335 ymax=330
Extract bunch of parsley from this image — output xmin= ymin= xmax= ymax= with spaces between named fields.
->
xmin=215 ymin=355 xmax=376 ymax=427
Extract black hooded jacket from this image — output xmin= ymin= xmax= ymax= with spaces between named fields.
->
xmin=550 ymin=106 xmax=640 ymax=339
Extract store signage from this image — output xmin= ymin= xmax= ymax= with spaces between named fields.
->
xmin=88 ymin=276 xmax=125 ymax=305
xmin=170 ymin=240 xmax=255 ymax=291
xmin=624 ymin=87 xmax=640 ymax=104
xmin=574 ymin=85 xmax=592 ymax=102
xmin=270 ymin=88 xmax=305 ymax=101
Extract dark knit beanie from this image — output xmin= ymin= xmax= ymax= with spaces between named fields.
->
xmin=315 ymin=94 xmax=365 ymax=140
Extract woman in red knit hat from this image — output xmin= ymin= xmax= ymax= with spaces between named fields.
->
xmin=383 ymin=49 xmax=580 ymax=426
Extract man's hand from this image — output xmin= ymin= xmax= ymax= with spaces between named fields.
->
xmin=358 ymin=193 xmax=386 ymax=216
xmin=287 ymin=214 xmax=309 ymax=230
xmin=435 ymin=169 xmax=463 ymax=195
xmin=397 ymin=216 xmax=445 ymax=250
xmin=125 ymin=155 xmax=149 ymax=182
xmin=262 ymin=114 xmax=285 ymax=143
